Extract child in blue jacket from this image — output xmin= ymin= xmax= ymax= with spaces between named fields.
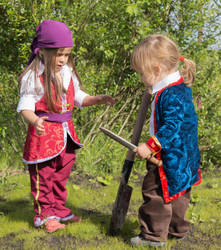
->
xmin=130 ymin=34 xmax=201 ymax=247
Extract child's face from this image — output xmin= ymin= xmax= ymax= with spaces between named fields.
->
xmin=140 ymin=71 xmax=157 ymax=88
xmin=139 ymin=65 xmax=162 ymax=93
xmin=54 ymin=47 xmax=72 ymax=72
xmin=140 ymin=72 xmax=155 ymax=87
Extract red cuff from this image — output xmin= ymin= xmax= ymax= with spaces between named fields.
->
xmin=146 ymin=136 xmax=161 ymax=156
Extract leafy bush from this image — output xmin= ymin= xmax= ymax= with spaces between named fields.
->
xmin=0 ymin=0 xmax=220 ymax=174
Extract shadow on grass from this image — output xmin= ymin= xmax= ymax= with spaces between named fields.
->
xmin=66 ymin=201 xmax=139 ymax=242
xmin=0 ymin=196 xmax=138 ymax=245
xmin=0 ymin=196 xmax=34 ymax=226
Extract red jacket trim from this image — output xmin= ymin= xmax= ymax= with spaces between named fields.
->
xmin=152 ymin=77 xmax=201 ymax=203
xmin=146 ymin=136 xmax=161 ymax=156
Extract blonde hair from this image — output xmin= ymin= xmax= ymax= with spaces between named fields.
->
xmin=19 ymin=48 xmax=82 ymax=112
xmin=131 ymin=34 xmax=196 ymax=86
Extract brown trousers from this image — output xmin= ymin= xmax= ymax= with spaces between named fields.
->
xmin=138 ymin=163 xmax=191 ymax=242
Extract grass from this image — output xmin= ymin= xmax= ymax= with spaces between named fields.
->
xmin=0 ymin=168 xmax=221 ymax=250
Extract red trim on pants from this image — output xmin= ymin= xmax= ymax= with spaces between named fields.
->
xmin=28 ymin=136 xmax=76 ymax=225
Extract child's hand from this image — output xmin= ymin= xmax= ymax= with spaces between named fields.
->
xmin=33 ymin=116 xmax=48 ymax=135
xmin=133 ymin=143 xmax=162 ymax=167
xmin=95 ymin=95 xmax=115 ymax=105
xmin=82 ymin=95 xmax=115 ymax=107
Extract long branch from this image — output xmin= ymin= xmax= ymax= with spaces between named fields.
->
xmin=83 ymin=105 xmax=110 ymax=144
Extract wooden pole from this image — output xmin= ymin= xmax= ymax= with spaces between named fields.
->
xmin=109 ymin=90 xmax=152 ymax=235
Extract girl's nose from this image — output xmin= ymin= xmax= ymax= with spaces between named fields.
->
xmin=59 ymin=56 xmax=65 ymax=63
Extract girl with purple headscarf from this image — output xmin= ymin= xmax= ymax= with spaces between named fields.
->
xmin=17 ymin=20 xmax=115 ymax=232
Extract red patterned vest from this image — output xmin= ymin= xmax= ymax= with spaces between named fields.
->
xmin=23 ymin=75 xmax=82 ymax=164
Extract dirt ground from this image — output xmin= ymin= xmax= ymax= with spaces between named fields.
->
xmin=0 ymin=222 xmax=220 ymax=250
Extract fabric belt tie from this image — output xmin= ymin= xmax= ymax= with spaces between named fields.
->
xmin=35 ymin=111 xmax=72 ymax=123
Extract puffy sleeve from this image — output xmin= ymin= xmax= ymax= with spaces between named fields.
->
xmin=16 ymin=70 xmax=44 ymax=113
xmin=72 ymin=74 xmax=89 ymax=108
xmin=147 ymin=91 xmax=185 ymax=152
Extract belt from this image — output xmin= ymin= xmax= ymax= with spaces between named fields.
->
xmin=35 ymin=111 xmax=72 ymax=123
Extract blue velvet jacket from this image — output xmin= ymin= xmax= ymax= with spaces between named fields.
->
xmin=147 ymin=77 xmax=201 ymax=203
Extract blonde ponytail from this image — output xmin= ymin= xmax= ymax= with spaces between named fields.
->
xmin=180 ymin=57 xmax=196 ymax=86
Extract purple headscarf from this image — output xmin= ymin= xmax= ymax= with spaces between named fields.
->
xmin=27 ymin=20 xmax=73 ymax=65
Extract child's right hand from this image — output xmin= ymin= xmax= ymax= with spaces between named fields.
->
xmin=133 ymin=143 xmax=162 ymax=167
xmin=33 ymin=116 xmax=48 ymax=135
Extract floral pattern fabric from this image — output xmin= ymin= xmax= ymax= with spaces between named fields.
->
xmin=23 ymin=76 xmax=81 ymax=164
xmin=151 ymin=78 xmax=201 ymax=203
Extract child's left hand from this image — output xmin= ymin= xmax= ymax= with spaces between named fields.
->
xmin=82 ymin=95 xmax=115 ymax=107
xmin=95 ymin=95 xmax=115 ymax=105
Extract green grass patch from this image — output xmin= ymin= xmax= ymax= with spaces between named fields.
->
xmin=0 ymin=170 xmax=221 ymax=249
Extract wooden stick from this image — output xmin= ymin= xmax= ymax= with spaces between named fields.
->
xmin=109 ymin=90 xmax=152 ymax=234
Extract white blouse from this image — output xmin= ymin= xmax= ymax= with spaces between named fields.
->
xmin=17 ymin=63 xmax=89 ymax=113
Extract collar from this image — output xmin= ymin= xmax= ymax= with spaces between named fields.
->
xmin=37 ymin=61 xmax=44 ymax=76
xmin=152 ymin=71 xmax=181 ymax=94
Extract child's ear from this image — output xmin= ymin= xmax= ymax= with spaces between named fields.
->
xmin=153 ymin=65 xmax=161 ymax=76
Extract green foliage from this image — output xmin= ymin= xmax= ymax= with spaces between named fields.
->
xmin=0 ymin=67 xmax=26 ymax=164
xmin=75 ymin=133 xmax=128 ymax=176
xmin=187 ymin=174 xmax=221 ymax=230
xmin=193 ymin=50 xmax=221 ymax=171
xmin=96 ymin=175 xmax=113 ymax=186
xmin=0 ymin=0 xmax=220 ymax=174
